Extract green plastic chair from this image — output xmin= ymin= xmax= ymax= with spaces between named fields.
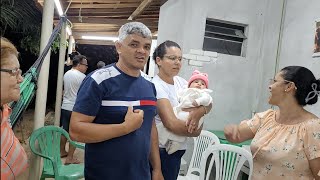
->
xmin=29 ymin=125 xmax=85 ymax=180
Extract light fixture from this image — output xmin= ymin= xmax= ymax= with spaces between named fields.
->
xmin=54 ymin=0 xmax=63 ymax=16
xmin=54 ymin=0 xmax=72 ymax=36
xmin=82 ymin=36 xmax=118 ymax=42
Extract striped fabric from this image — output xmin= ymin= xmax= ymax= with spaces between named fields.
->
xmin=1 ymin=104 xmax=28 ymax=180
xmin=101 ymin=100 xmax=157 ymax=107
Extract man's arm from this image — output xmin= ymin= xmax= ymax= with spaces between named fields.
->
xmin=157 ymin=99 xmax=202 ymax=137
xmin=70 ymin=107 xmax=144 ymax=143
xmin=149 ymin=120 xmax=164 ymax=180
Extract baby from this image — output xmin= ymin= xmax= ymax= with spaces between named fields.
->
xmin=157 ymin=70 xmax=213 ymax=154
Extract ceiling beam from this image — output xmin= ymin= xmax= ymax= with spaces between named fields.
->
xmin=128 ymin=0 xmax=153 ymax=20
xmin=66 ymin=17 xmax=157 ymax=26
xmin=67 ymin=8 xmax=159 ymax=14
xmin=67 ymin=15 xmax=159 ymax=19
xmin=160 ymin=0 xmax=168 ymax=6
xmin=67 ymin=11 xmax=135 ymax=15
xmin=60 ymin=0 xmax=143 ymax=2
xmin=69 ymin=3 xmax=139 ymax=9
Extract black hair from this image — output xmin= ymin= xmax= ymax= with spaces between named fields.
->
xmin=72 ymin=55 xmax=87 ymax=67
xmin=152 ymin=40 xmax=181 ymax=63
xmin=96 ymin=61 xmax=106 ymax=69
xmin=68 ymin=51 xmax=80 ymax=60
xmin=281 ymin=66 xmax=320 ymax=106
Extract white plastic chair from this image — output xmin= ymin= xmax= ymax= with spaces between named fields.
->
xmin=199 ymin=144 xmax=253 ymax=180
xmin=178 ymin=130 xmax=220 ymax=180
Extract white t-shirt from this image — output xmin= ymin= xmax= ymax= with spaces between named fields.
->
xmin=152 ymin=75 xmax=188 ymax=149
xmin=61 ymin=69 xmax=86 ymax=111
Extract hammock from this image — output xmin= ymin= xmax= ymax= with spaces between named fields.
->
xmin=9 ymin=17 xmax=67 ymax=127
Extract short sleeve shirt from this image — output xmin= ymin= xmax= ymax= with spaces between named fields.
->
xmin=61 ymin=69 xmax=86 ymax=111
xmin=242 ymin=109 xmax=320 ymax=179
xmin=152 ymin=75 xmax=188 ymax=149
xmin=1 ymin=104 xmax=28 ymax=179
xmin=73 ymin=63 xmax=157 ymax=180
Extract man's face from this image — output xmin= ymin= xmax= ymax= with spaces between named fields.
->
xmin=116 ymin=34 xmax=152 ymax=71
xmin=78 ymin=59 xmax=88 ymax=73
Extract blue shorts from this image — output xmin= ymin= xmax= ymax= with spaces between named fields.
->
xmin=61 ymin=109 xmax=72 ymax=132
xmin=159 ymin=148 xmax=186 ymax=180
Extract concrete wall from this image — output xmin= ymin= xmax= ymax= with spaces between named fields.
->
xmin=158 ymin=0 xmax=320 ymax=130
xmin=277 ymin=0 xmax=320 ymax=116
xmin=158 ymin=0 xmax=286 ymax=130
xmin=157 ymin=0 xmax=320 ymax=173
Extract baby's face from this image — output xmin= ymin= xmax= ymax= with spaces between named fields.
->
xmin=190 ymin=79 xmax=206 ymax=89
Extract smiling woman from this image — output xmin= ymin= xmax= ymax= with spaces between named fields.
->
xmin=224 ymin=66 xmax=320 ymax=179
xmin=1 ymin=37 xmax=28 ymax=180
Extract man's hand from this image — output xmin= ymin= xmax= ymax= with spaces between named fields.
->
xmin=122 ymin=106 xmax=144 ymax=134
xmin=152 ymin=169 xmax=164 ymax=180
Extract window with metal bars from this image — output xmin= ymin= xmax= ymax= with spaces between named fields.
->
xmin=203 ymin=19 xmax=247 ymax=56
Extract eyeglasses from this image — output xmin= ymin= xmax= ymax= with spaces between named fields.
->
xmin=80 ymin=63 xmax=88 ymax=67
xmin=0 ymin=68 xmax=22 ymax=77
xmin=164 ymin=55 xmax=182 ymax=62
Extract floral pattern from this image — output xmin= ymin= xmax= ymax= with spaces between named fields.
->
xmin=244 ymin=109 xmax=320 ymax=179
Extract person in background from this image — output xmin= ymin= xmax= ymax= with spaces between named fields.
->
xmin=157 ymin=69 xmax=213 ymax=155
xmin=60 ymin=55 xmax=88 ymax=165
xmin=152 ymin=40 xmax=212 ymax=180
xmin=65 ymin=50 xmax=81 ymax=73
xmin=69 ymin=22 xmax=163 ymax=180
xmin=224 ymin=66 xmax=320 ymax=179
xmin=96 ymin=61 xmax=105 ymax=69
xmin=1 ymin=37 xmax=28 ymax=179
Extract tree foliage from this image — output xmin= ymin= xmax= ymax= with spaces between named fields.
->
xmin=1 ymin=0 xmax=47 ymax=55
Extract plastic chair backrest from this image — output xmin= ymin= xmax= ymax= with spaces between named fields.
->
xmin=29 ymin=126 xmax=74 ymax=178
xmin=200 ymin=144 xmax=253 ymax=180
xmin=186 ymin=130 xmax=220 ymax=176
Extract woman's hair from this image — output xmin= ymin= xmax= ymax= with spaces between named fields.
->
xmin=72 ymin=55 xmax=87 ymax=67
xmin=152 ymin=40 xmax=181 ymax=62
xmin=281 ymin=66 xmax=320 ymax=106
xmin=1 ymin=37 xmax=18 ymax=68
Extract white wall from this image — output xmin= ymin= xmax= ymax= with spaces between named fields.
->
xmin=157 ymin=0 xmax=320 ymax=172
xmin=158 ymin=0 xmax=320 ymax=130
xmin=277 ymin=0 xmax=320 ymax=116
xmin=158 ymin=0 xmax=285 ymax=130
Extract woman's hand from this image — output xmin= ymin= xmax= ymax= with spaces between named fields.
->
xmin=186 ymin=119 xmax=199 ymax=133
xmin=224 ymin=124 xmax=239 ymax=142
xmin=183 ymin=106 xmax=206 ymax=133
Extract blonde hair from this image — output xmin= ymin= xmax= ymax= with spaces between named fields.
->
xmin=1 ymin=37 xmax=19 ymax=68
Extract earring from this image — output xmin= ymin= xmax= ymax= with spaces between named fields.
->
xmin=285 ymin=89 xmax=287 ymax=92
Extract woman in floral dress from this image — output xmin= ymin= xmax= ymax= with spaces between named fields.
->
xmin=224 ymin=66 xmax=320 ymax=180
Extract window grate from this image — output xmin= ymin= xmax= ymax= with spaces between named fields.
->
xmin=203 ymin=19 xmax=247 ymax=56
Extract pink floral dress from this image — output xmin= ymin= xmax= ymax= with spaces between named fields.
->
xmin=242 ymin=109 xmax=320 ymax=179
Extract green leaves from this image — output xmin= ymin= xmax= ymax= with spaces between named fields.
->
xmin=1 ymin=0 xmax=42 ymax=55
